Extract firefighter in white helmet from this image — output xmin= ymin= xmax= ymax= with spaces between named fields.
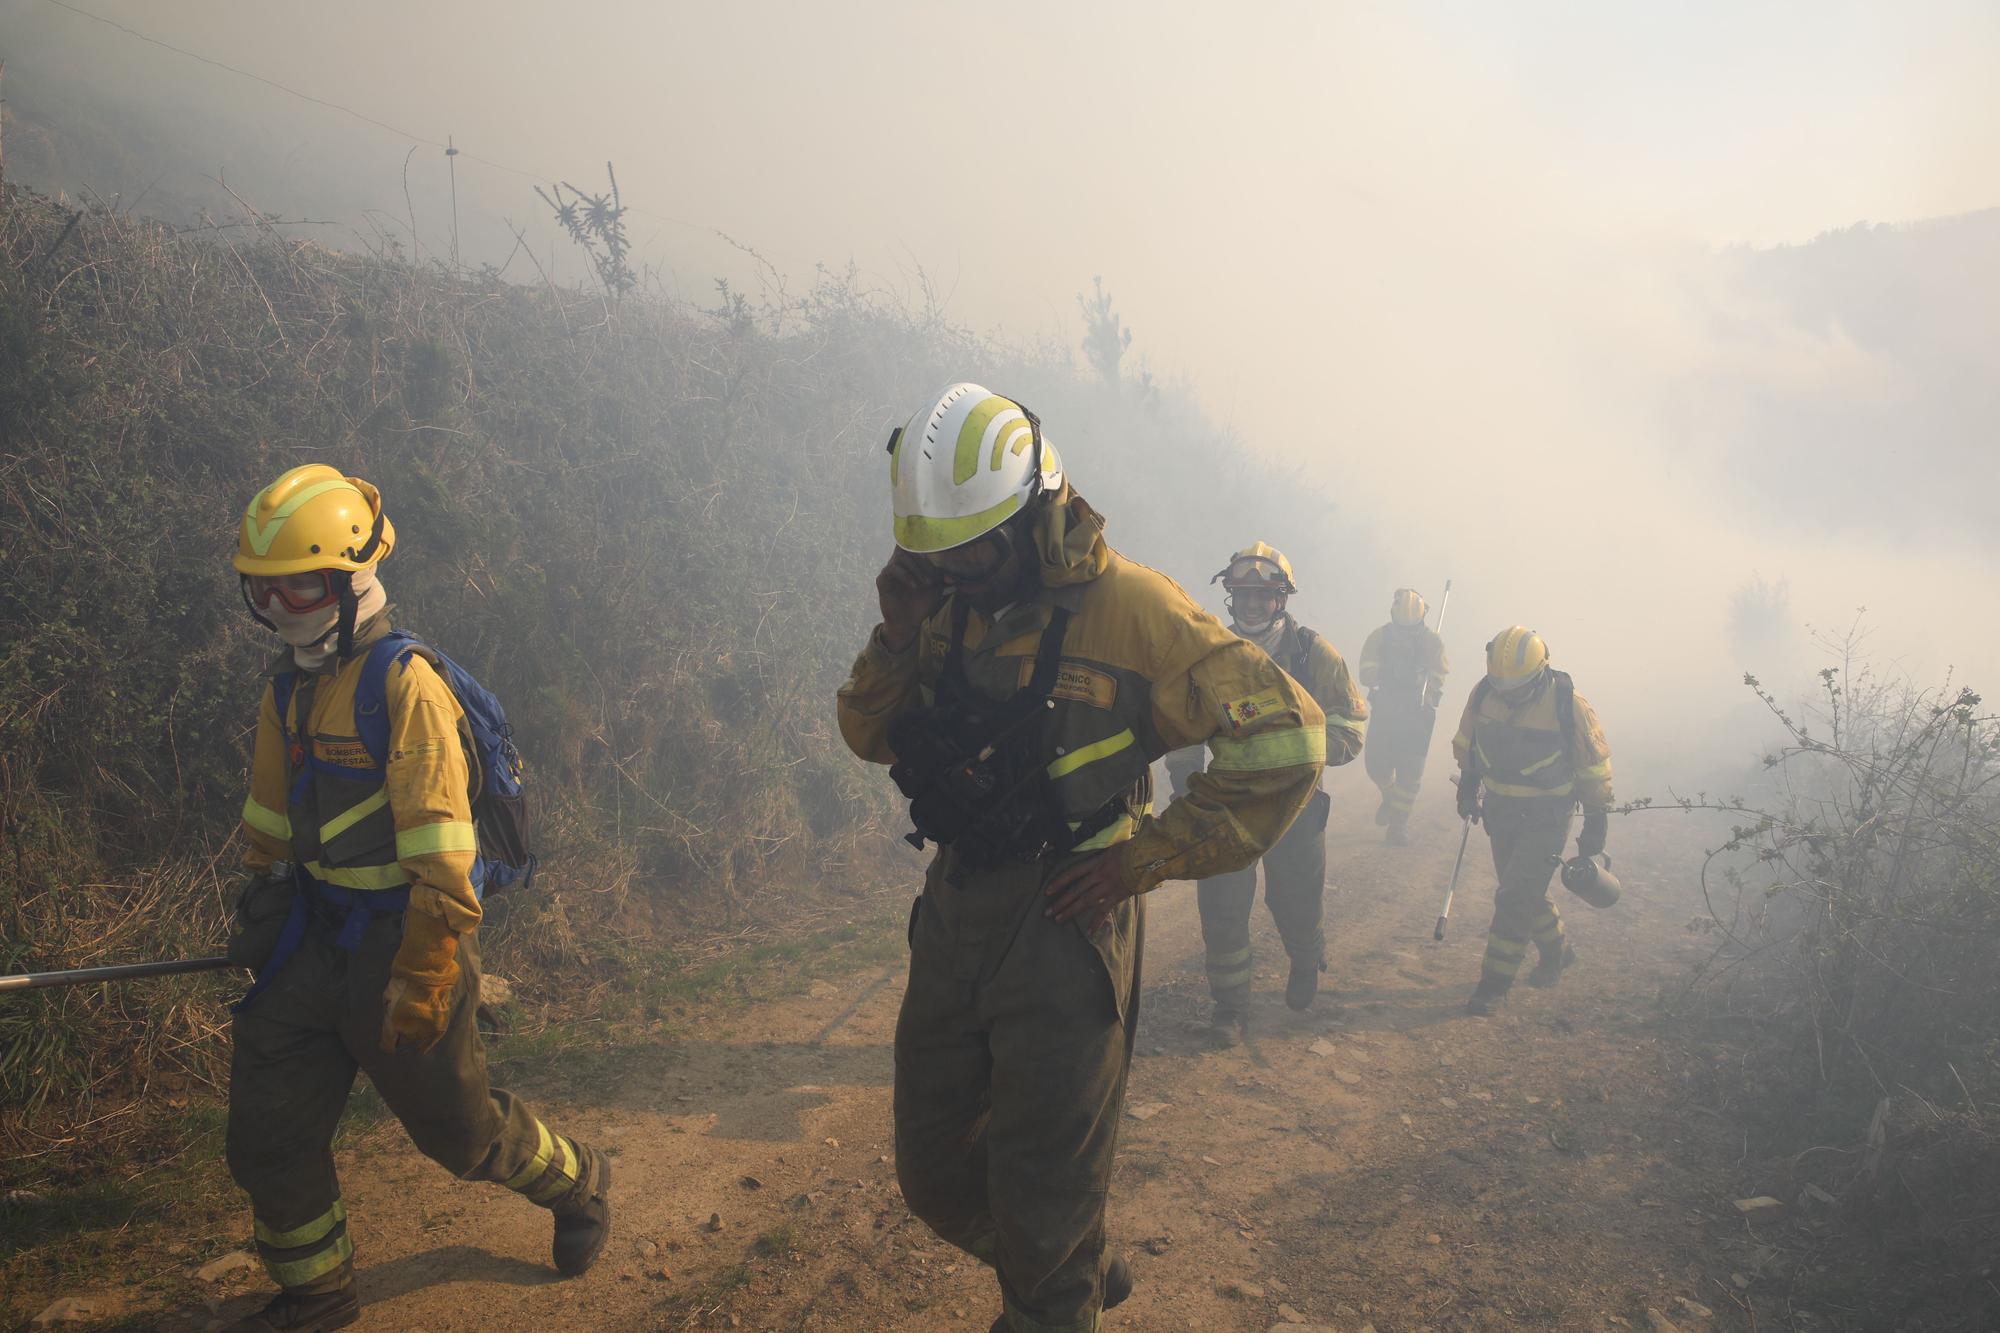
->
xmin=839 ymin=385 xmax=1325 ymax=1330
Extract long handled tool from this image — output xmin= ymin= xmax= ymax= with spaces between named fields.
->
xmin=1434 ymin=816 xmax=1473 ymax=941
xmin=1417 ymin=578 xmax=1453 ymax=741
xmin=0 ymin=956 xmax=236 ymax=994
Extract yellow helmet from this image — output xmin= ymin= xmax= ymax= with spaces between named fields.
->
xmin=233 ymin=465 xmax=394 ymax=576
xmin=1391 ymin=588 xmax=1427 ymax=625
xmin=1212 ymin=542 xmax=1297 ymax=593
xmin=1485 ymin=626 xmax=1549 ymax=685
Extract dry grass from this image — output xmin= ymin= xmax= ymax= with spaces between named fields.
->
xmin=0 ymin=181 xmax=1349 ymax=1197
xmin=1647 ymin=643 xmax=2000 ymax=1327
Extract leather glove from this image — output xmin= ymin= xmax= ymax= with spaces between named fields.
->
xmin=381 ymin=910 xmax=461 ymax=1054
xmin=1422 ymin=679 xmax=1444 ymax=710
xmin=1456 ymin=770 xmax=1482 ymax=825
xmin=1577 ymin=808 xmax=1609 ymax=859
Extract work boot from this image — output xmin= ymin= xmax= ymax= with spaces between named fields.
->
xmin=1527 ymin=943 xmax=1576 ymax=988
xmin=1285 ymin=956 xmax=1324 ymax=1012
xmin=550 ymin=1141 xmax=613 ymax=1277
xmin=221 ymin=1285 xmax=359 ymax=1333
xmin=1385 ymin=823 xmax=1409 ymax=847
xmin=1104 ymin=1253 xmax=1134 ymax=1309
xmin=1464 ymin=977 xmax=1510 ymax=1017
xmin=1202 ymin=1001 xmax=1246 ymax=1048
xmin=1374 ymin=795 xmax=1391 ymax=826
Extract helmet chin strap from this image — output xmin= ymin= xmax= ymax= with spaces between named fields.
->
xmin=333 ymin=572 xmax=358 ymax=661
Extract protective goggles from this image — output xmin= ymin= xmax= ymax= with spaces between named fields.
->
xmin=243 ymin=571 xmax=340 ymax=614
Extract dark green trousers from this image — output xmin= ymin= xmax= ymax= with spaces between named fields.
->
xmin=1195 ymin=787 xmax=1330 ymax=1006
xmin=895 ymin=848 xmax=1142 ymax=1333
xmin=1477 ymin=798 xmax=1573 ymax=987
xmin=1364 ymin=702 xmax=1433 ymax=829
xmin=227 ymin=903 xmax=583 ymax=1291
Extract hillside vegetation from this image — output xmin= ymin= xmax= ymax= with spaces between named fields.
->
xmin=0 ymin=184 xmax=1358 ymax=1171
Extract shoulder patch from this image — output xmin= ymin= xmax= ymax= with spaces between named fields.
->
xmin=1020 ymin=657 xmax=1119 ymax=710
xmin=1222 ymin=690 xmax=1288 ymax=731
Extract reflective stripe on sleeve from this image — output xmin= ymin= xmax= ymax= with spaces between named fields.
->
xmin=1575 ymin=759 xmax=1612 ymax=779
xmin=395 ymin=820 xmax=479 ymax=859
xmin=242 ymin=796 xmax=291 ymax=840
xmin=1209 ymin=725 xmax=1326 ymax=772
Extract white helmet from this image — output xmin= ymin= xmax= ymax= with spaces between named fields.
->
xmin=887 ymin=382 xmax=1064 ymax=553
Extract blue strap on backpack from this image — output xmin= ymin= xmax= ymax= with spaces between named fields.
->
xmin=354 ymin=630 xmax=536 ymax=893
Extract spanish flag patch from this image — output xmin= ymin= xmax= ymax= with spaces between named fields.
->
xmin=1222 ymin=690 xmax=1287 ymax=731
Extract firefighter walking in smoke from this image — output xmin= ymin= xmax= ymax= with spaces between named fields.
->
xmin=1359 ymin=588 xmax=1450 ymax=845
xmin=1164 ymin=544 xmax=1367 ymax=1043
xmin=1451 ymin=626 xmax=1614 ymax=1017
xmin=837 ymin=385 xmax=1324 ymax=1331
xmin=224 ymin=466 xmax=610 ymax=1331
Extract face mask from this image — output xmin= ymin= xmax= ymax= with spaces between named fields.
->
xmin=254 ymin=568 xmax=386 ymax=660
xmin=268 ymin=600 xmax=342 ymax=649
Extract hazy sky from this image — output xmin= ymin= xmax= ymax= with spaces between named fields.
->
xmin=10 ymin=0 xmax=2000 ymax=768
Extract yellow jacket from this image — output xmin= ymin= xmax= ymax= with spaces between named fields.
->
xmin=241 ymin=624 xmax=483 ymax=933
xmin=1165 ymin=617 xmax=1366 ymax=791
xmin=838 ymin=489 xmax=1325 ymax=893
xmin=1358 ymin=622 xmax=1449 ymax=709
xmin=1450 ymin=672 xmax=1613 ymax=812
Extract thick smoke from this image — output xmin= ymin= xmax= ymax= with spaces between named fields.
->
xmin=8 ymin=0 xmax=1996 ymax=791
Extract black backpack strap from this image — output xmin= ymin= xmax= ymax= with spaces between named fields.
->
xmin=1550 ymin=669 xmax=1577 ymax=754
xmin=934 ymin=598 xmax=974 ymax=693
xmin=283 ymin=674 xmax=322 ymax=864
xmin=1288 ymin=624 xmax=1318 ymax=682
xmin=1023 ymin=606 xmax=1073 ymax=701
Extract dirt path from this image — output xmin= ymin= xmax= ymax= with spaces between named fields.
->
xmin=145 ymin=798 xmax=1759 ymax=1333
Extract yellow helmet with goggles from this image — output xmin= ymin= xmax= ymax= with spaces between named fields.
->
xmin=235 ymin=464 xmax=394 ymax=657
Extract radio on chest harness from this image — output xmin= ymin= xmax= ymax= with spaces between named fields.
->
xmin=888 ymin=601 xmax=1128 ymax=870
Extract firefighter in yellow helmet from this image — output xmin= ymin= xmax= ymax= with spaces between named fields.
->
xmin=839 ymin=386 xmax=1325 ymax=1331
xmin=1358 ymin=589 xmax=1450 ymax=845
xmin=1450 ymin=627 xmax=1613 ymax=1016
xmin=1165 ymin=544 xmax=1367 ymax=1042
xmin=224 ymin=465 xmax=609 ymax=1331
